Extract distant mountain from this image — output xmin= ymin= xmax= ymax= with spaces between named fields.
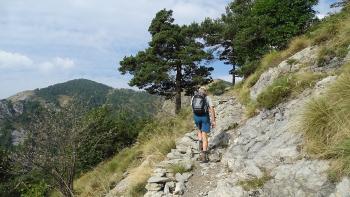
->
xmin=0 ymin=79 xmax=161 ymax=149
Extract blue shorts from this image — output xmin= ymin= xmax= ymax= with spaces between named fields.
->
xmin=193 ymin=114 xmax=211 ymax=133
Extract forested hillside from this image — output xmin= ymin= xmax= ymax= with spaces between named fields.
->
xmin=0 ymin=79 xmax=161 ymax=196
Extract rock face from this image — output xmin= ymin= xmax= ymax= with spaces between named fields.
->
xmin=207 ymin=76 xmax=338 ymax=197
xmin=250 ymin=46 xmax=320 ymax=100
xmin=0 ymin=100 xmax=14 ymax=119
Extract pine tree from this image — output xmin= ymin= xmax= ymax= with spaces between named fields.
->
xmin=119 ymin=9 xmax=213 ymax=114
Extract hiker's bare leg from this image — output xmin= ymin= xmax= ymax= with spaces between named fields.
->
xmin=197 ymin=130 xmax=203 ymax=151
xmin=197 ymin=130 xmax=202 ymax=141
xmin=202 ymin=132 xmax=208 ymax=151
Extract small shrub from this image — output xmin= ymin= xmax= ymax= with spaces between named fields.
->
xmin=286 ymin=58 xmax=299 ymax=65
xmin=311 ymin=23 xmax=339 ymax=45
xmin=292 ymin=72 xmax=325 ymax=95
xmin=20 ymin=181 xmax=48 ymax=197
xmin=168 ymin=163 xmax=191 ymax=174
xmin=301 ymin=98 xmax=335 ymax=154
xmin=208 ymin=80 xmax=231 ymax=96
xmin=127 ymin=181 xmax=147 ymax=197
xmin=245 ymin=102 xmax=258 ymax=118
xmin=260 ymin=51 xmax=283 ymax=69
xmin=283 ymin=37 xmax=310 ymax=57
xmin=317 ymin=47 xmax=337 ymax=67
xmin=238 ymin=172 xmax=272 ymax=191
xmin=227 ymin=122 xmax=239 ymax=131
xmin=246 ymin=72 xmax=261 ymax=88
xmin=257 ymin=76 xmax=293 ymax=109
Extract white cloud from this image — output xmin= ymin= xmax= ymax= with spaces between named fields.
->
xmin=39 ymin=57 xmax=75 ymax=73
xmin=0 ymin=50 xmax=75 ymax=73
xmin=0 ymin=50 xmax=33 ymax=69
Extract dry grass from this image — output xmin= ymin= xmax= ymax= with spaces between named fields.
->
xmin=310 ymin=7 xmax=350 ymax=67
xmin=228 ymin=81 xmax=258 ymax=118
xmin=238 ymin=171 xmax=272 ymax=191
xmin=74 ymin=147 xmax=143 ymax=197
xmin=301 ymin=63 xmax=350 ymax=181
xmin=168 ymin=163 xmax=191 ymax=174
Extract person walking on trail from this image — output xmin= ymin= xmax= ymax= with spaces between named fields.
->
xmin=191 ymin=87 xmax=216 ymax=163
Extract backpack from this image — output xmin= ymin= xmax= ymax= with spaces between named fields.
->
xmin=192 ymin=93 xmax=208 ymax=115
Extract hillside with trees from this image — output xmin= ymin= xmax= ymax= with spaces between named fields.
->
xmin=0 ymin=79 xmax=161 ymax=196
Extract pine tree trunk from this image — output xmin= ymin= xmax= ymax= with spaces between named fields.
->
xmin=231 ymin=65 xmax=236 ymax=86
xmin=175 ymin=65 xmax=182 ymax=114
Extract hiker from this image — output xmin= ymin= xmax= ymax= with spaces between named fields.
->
xmin=191 ymin=87 xmax=216 ymax=162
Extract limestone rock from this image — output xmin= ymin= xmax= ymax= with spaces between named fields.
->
xmin=145 ymin=183 xmax=163 ymax=191
xmin=144 ymin=191 xmax=164 ymax=197
xmin=174 ymin=181 xmax=186 ymax=195
xmin=0 ymin=100 xmax=13 ymax=119
xmin=262 ymin=160 xmax=332 ymax=196
xmin=153 ymin=168 xmax=167 ymax=177
xmin=329 ymin=177 xmax=350 ymax=197
xmin=175 ymin=172 xmax=193 ymax=182
xmin=176 ymin=136 xmax=197 ymax=150
xmin=147 ymin=176 xmax=171 ymax=183
xmin=208 ymin=180 xmax=245 ymax=197
xmin=11 ymin=128 xmax=27 ymax=146
xmin=209 ymin=150 xmax=221 ymax=162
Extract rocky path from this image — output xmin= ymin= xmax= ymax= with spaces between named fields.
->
xmin=182 ymin=160 xmax=227 ymax=197
xmin=143 ymin=96 xmax=246 ymax=196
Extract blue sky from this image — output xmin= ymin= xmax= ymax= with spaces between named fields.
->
xmin=0 ymin=0 xmax=339 ymax=99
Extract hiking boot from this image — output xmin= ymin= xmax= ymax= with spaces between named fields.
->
xmin=204 ymin=151 xmax=209 ymax=163
xmin=198 ymin=140 xmax=203 ymax=152
xmin=199 ymin=151 xmax=209 ymax=163
xmin=199 ymin=152 xmax=206 ymax=162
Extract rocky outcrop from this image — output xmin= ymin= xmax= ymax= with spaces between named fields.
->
xmin=205 ymin=76 xmax=346 ymax=197
xmin=250 ymin=45 xmax=350 ymax=101
xmin=11 ymin=128 xmax=27 ymax=146
xmin=250 ymin=46 xmax=320 ymax=100
xmin=0 ymin=100 xmax=14 ymax=119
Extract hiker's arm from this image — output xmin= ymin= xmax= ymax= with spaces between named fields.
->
xmin=210 ymin=106 xmax=216 ymax=128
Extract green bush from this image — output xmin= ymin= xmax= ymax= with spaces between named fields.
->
xmin=257 ymin=72 xmax=324 ymax=109
xmin=257 ymin=76 xmax=293 ymax=109
xmin=208 ymin=80 xmax=231 ymax=96
xmin=20 ymin=180 xmax=48 ymax=197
